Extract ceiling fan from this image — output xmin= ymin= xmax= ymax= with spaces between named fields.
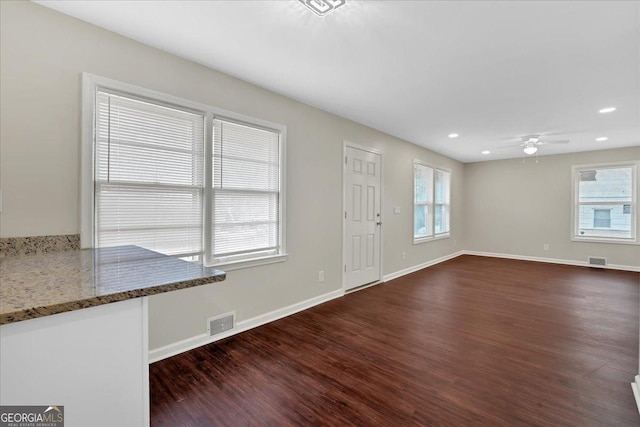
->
xmin=498 ymin=135 xmax=570 ymax=155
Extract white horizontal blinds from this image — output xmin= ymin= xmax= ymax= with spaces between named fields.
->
xmin=212 ymin=118 xmax=280 ymax=260
xmin=95 ymin=90 xmax=205 ymax=256
xmin=434 ymin=169 xmax=451 ymax=234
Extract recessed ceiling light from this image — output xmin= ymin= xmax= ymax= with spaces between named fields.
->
xmin=599 ymin=107 xmax=616 ymax=114
xmin=481 ymin=150 xmax=490 ymax=155
xmin=448 ymin=133 xmax=459 ymax=138
xmin=595 ymin=137 xmax=608 ymax=142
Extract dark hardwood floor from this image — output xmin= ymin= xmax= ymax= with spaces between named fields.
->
xmin=150 ymin=255 xmax=640 ymax=426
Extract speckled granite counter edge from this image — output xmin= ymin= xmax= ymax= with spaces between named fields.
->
xmin=0 ymin=234 xmax=80 ymax=257
xmin=1 ymin=273 xmax=225 ymax=325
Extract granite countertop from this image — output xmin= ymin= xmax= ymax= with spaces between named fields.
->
xmin=0 ymin=245 xmax=226 ymax=324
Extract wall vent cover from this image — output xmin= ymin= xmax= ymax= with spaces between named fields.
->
xmin=588 ymin=256 xmax=607 ymax=267
xmin=207 ymin=312 xmax=235 ymax=336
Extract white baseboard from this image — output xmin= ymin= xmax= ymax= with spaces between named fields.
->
xmin=632 ymin=375 xmax=640 ymax=414
xmin=148 ymin=288 xmax=344 ymax=363
xmin=383 ymin=250 xmax=464 ymax=282
xmin=463 ymin=250 xmax=640 ymax=273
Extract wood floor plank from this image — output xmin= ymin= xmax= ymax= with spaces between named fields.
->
xmin=150 ymin=255 xmax=640 ymax=426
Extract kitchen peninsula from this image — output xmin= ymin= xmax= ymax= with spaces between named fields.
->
xmin=0 ymin=238 xmax=225 ymax=427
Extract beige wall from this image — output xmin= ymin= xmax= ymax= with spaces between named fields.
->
xmin=464 ymin=147 xmax=640 ymax=268
xmin=0 ymin=2 xmax=464 ymax=350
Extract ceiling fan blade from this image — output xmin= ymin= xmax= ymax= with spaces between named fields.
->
xmin=495 ymin=143 xmax=523 ymax=150
xmin=538 ymin=139 xmax=570 ymax=145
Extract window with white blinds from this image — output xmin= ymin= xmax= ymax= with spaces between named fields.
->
xmin=212 ymin=119 xmax=281 ymax=264
xmin=95 ymin=91 xmax=205 ymax=257
xmin=84 ymin=74 xmax=286 ymax=268
xmin=413 ymin=160 xmax=451 ymax=243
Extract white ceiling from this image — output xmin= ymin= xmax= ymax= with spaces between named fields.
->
xmin=36 ymin=0 xmax=640 ymax=163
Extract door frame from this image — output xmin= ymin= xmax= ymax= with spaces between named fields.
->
xmin=342 ymin=140 xmax=384 ymax=292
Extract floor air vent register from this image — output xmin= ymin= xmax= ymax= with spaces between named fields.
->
xmin=207 ymin=312 xmax=235 ymax=336
xmin=588 ymin=256 xmax=607 ymax=267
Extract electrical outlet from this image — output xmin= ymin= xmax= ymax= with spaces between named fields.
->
xmin=402 ymin=252 xmax=406 ymax=260
xmin=543 ymin=244 xmax=549 ymax=251
xmin=453 ymin=240 xmax=456 ymax=246
xmin=318 ymin=270 xmax=324 ymax=282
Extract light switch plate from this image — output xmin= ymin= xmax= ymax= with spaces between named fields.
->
xmin=393 ymin=207 xmax=400 ymax=214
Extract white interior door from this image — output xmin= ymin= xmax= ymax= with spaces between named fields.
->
xmin=344 ymin=145 xmax=382 ymax=291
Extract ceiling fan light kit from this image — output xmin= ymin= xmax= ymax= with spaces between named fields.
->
xmin=495 ymin=134 xmax=571 ymax=157
xmin=510 ymin=107 xmax=616 ymax=158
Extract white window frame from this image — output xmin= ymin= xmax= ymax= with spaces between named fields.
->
xmin=413 ymin=160 xmax=451 ymax=244
xmin=81 ymin=73 xmax=288 ymax=270
xmin=571 ymin=161 xmax=638 ymax=245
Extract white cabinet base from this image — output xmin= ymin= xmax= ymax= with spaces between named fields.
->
xmin=0 ymin=297 xmax=149 ymax=427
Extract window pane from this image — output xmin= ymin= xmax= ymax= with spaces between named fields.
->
xmin=212 ymin=119 xmax=281 ymax=261
xmin=575 ymin=165 xmax=635 ymax=240
xmin=414 ymin=164 xmax=432 ymax=203
xmin=435 ymin=204 xmax=449 ymax=234
xmin=213 ymin=191 xmax=279 ymax=256
xmin=96 ymin=92 xmax=204 ymax=186
xmin=97 ymin=184 xmax=203 ymax=255
xmin=578 ymin=167 xmax=632 ymax=203
xmin=214 ymin=223 xmax=278 ymax=257
xmin=95 ymin=91 xmax=205 ymax=256
xmin=414 ymin=205 xmax=430 ymax=238
xmin=434 ymin=169 xmax=450 ymax=204
xmin=434 ymin=169 xmax=450 ymax=234
xmin=213 ymin=120 xmax=279 ymax=191
xmin=578 ymin=204 xmax=631 ymax=239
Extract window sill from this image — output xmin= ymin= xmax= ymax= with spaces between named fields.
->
xmin=413 ymin=233 xmax=450 ymax=245
xmin=572 ymin=236 xmax=638 ymax=245
xmin=211 ymin=253 xmax=288 ymax=271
